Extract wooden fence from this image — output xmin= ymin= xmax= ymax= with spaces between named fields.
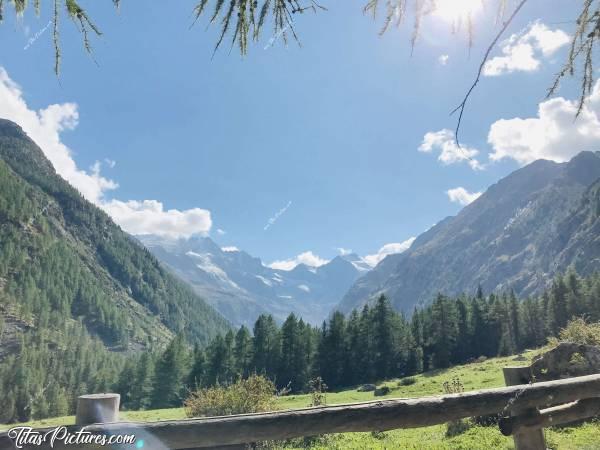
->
xmin=1 ymin=343 xmax=599 ymax=450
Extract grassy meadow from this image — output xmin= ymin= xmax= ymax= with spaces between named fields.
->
xmin=6 ymin=348 xmax=600 ymax=449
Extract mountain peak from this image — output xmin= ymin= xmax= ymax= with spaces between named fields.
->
xmin=0 ymin=118 xmax=26 ymax=138
xmin=563 ymin=151 xmax=600 ymax=185
xmin=338 ymin=151 xmax=600 ymax=315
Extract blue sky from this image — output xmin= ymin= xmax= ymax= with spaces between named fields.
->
xmin=0 ymin=1 xmax=590 ymax=268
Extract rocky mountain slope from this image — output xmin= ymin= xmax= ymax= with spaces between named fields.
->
xmin=138 ymin=235 xmax=368 ymax=326
xmin=338 ymin=151 xmax=600 ymax=314
xmin=0 ymin=119 xmax=228 ymax=352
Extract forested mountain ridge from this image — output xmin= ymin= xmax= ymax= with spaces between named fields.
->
xmin=338 ymin=151 xmax=600 ymax=315
xmin=138 ymin=234 xmax=368 ymax=326
xmin=0 ymin=118 xmax=228 ymax=350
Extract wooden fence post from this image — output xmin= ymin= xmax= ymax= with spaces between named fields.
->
xmin=503 ymin=366 xmax=546 ymax=450
xmin=75 ymin=394 xmax=120 ymax=425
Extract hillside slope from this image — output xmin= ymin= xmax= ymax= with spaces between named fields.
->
xmin=0 ymin=119 xmax=228 ymax=351
xmin=338 ymin=152 xmax=600 ymax=314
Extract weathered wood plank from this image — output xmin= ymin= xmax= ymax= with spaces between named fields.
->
xmin=499 ymin=398 xmax=600 ymax=436
xmin=1 ymin=374 xmax=600 ymax=450
xmin=503 ymin=366 xmax=546 ymax=450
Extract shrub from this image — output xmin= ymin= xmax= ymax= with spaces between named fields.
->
xmin=442 ymin=377 xmax=471 ymax=436
xmin=370 ymin=430 xmax=388 ymax=440
xmin=374 ymin=386 xmax=391 ymax=396
xmin=399 ymin=376 xmax=416 ymax=386
xmin=445 ymin=418 xmax=472 ymax=437
xmin=184 ymin=375 xmax=277 ymax=417
xmin=442 ymin=377 xmax=464 ymax=395
xmin=549 ymin=318 xmax=600 ymax=346
xmin=472 ymin=414 xmax=500 ymax=427
xmin=308 ymin=377 xmax=328 ymax=407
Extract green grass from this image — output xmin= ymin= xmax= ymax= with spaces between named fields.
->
xmin=5 ymin=348 xmax=600 ymax=449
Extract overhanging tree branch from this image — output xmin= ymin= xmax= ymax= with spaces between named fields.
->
xmin=449 ymin=0 xmax=529 ymax=148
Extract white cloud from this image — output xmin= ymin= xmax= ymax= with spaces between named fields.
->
xmin=297 ymin=284 xmax=310 ymax=293
xmin=484 ymin=22 xmax=569 ymax=76
xmin=419 ymin=129 xmax=483 ymax=170
xmin=438 ymin=54 xmax=449 ymax=65
xmin=446 ymin=187 xmax=482 ymax=206
xmin=104 ymin=158 xmax=116 ymax=168
xmin=0 ymin=68 xmax=118 ymax=203
xmin=0 ymin=67 xmax=212 ymax=238
xmin=336 ymin=247 xmax=353 ymax=256
xmin=488 ymin=80 xmax=600 ymax=165
xmin=268 ymin=251 xmax=329 ymax=271
xmin=216 ymin=228 xmax=226 ymax=235
xmin=222 ymin=246 xmax=239 ymax=252
xmin=364 ymin=237 xmax=416 ymax=267
xmin=102 ymin=200 xmax=211 ymax=238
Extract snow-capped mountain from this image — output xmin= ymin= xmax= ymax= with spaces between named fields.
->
xmin=137 ymin=235 xmax=369 ymax=326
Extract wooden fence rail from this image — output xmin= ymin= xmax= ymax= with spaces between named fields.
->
xmin=1 ymin=373 xmax=599 ymax=450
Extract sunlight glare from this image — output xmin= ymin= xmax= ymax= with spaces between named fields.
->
xmin=433 ymin=0 xmax=483 ymax=23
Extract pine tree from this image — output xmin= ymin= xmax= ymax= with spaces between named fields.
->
xmin=453 ymin=296 xmax=471 ymax=363
xmin=317 ymin=311 xmax=347 ymax=388
xmin=429 ymin=294 xmax=458 ymax=369
xmin=204 ymin=333 xmax=234 ymax=386
xmin=151 ymin=335 xmax=189 ymax=408
xmin=251 ymin=315 xmax=281 ymax=378
xmin=233 ymin=326 xmax=252 ymax=379
xmin=131 ymin=352 xmax=155 ymax=410
xmin=357 ymin=304 xmax=375 ymax=381
xmin=372 ymin=295 xmax=395 ymax=379
xmin=345 ymin=309 xmax=362 ymax=385
xmin=549 ymin=276 xmax=569 ymax=334
xmin=279 ymin=314 xmax=302 ymax=391
xmin=115 ymin=360 xmax=136 ymax=409
xmin=188 ymin=345 xmax=206 ymax=389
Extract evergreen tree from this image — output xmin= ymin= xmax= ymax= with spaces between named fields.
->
xmin=429 ymin=294 xmax=457 ymax=369
xmin=372 ymin=295 xmax=395 ymax=379
xmin=317 ymin=312 xmax=347 ymax=388
xmin=188 ymin=345 xmax=206 ymax=389
xmin=357 ymin=305 xmax=375 ymax=381
xmin=151 ymin=335 xmax=189 ymax=408
xmin=251 ymin=315 xmax=281 ymax=378
xmin=453 ymin=296 xmax=471 ymax=363
xmin=233 ymin=326 xmax=252 ymax=379
xmin=345 ymin=310 xmax=362 ymax=386
xmin=549 ymin=276 xmax=569 ymax=333
xmin=131 ymin=353 xmax=155 ymax=410
xmin=277 ymin=314 xmax=313 ymax=392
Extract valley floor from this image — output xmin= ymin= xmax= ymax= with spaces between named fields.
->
xmin=6 ymin=349 xmax=600 ymax=449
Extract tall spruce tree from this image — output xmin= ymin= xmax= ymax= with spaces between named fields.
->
xmin=429 ymin=294 xmax=458 ymax=369
xmin=151 ymin=335 xmax=189 ymax=408
xmin=373 ymin=295 xmax=395 ymax=379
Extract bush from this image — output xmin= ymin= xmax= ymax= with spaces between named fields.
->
xmin=308 ymin=377 xmax=328 ymax=407
xmin=370 ymin=430 xmax=388 ymax=440
xmin=442 ymin=377 xmax=470 ymax=436
xmin=184 ymin=375 xmax=277 ymax=417
xmin=399 ymin=377 xmax=416 ymax=386
xmin=550 ymin=318 xmax=600 ymax=346
xmin=374 ymin=386 xmax=391 ymax=396
xmin=472 ymin=414 xmax=499 ymax=427
xmin=445 ymin=418 xmax=472 ymax=437
xmin=442 ymin=377 xmax=464 ymax=395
